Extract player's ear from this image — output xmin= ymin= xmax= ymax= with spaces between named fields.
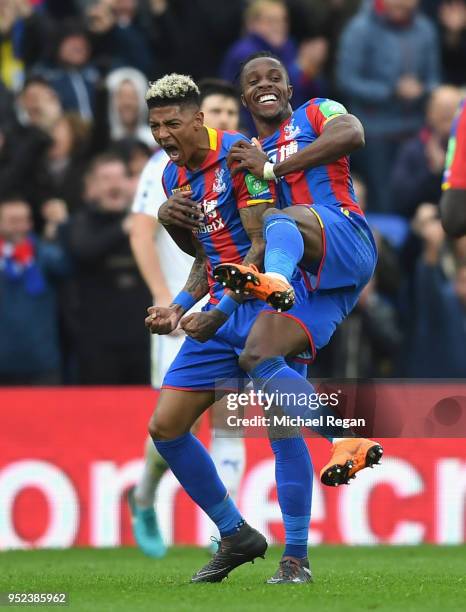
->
xmin=288 ymin=84 xmax=293 ymax=101
xmin=193 ymin=110 xmax=204 ymax=130
xmin=240 ymin=93 xmax=248 ymax=109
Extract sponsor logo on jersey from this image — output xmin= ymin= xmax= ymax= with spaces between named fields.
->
xmin=172 ymin=184 xmax=192 ymax=194
xmin=195 ymin=218 xmax=225 ymax=234
xmin=278 ymin=140 xmax=299 ymax=162
xmin=320 ymin=100 xmax=347 ymax=119
xmin=202 ymin=199 xmax=218 ymax=219
xmin=245 ymin=174 xmax=270 ymax=196
xmin=195 ymin=199 xmax=224 ymax=234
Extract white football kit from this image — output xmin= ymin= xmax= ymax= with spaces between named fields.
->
xmin=132 ymin=148 xmax=206 ymax=386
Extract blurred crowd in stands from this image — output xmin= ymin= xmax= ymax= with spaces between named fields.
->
xmin=1 ymin=0 xmax=466 ymax=385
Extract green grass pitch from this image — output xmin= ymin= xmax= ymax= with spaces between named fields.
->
xmin=0 ymin=546 xmax=464 ymax=612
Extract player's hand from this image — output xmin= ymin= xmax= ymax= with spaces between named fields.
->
xmin=180 ymin=310 xmax=228 ymax=343
xmin=228 ymin=140 xmax=269 ymax=178
xmin=145 ymin=304 xmax=184 ymax=335
xmin=158 ymin=191 xmax=204 ymax=230
xmin=152 ymin=293 xmax=185 ymax=337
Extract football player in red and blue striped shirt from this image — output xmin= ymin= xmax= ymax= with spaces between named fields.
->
xmin=143 ymin=73 xmax=316 ymax=585
xmin=214 ymin=53 xmax=383 ymax=527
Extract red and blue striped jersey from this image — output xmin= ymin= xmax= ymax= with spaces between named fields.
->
xmin=443 ymin=97 xmax=466 ymax=191
xmin=261 ymin=98 xmax=362 ymax=215
xmin=162 ymin=127 xmax=274 ymax=302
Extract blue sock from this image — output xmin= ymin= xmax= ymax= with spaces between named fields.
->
xmin=250 ymin=357 xmax=351 ymax=441
xmin=264 ymin=214 xmax=304 ymax=282
xmin=154 ymin=433 xmax=243 ymax=537
xmin=271 ymin=437 xmax=312 ymax=559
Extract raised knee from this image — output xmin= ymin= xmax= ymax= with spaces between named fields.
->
xmin=239 ymin=344 xmax=269 ymax=373
xmin=262 ymin=207 xmax=281 ymax=221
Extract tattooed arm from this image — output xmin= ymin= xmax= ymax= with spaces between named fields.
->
xmin=240 ymin=202 xmax=271 ymax=268
xmin=182 ymin=233 xmax=210 ymax=302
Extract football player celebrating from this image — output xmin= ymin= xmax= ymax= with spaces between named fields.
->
xmin=128 ymin=79 xmax=246 ymax=558
xmin=144 ymin=73 xmax=315 ymax=585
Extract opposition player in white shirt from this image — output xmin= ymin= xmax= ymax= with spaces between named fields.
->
xmin=127 ymin=80 xmax=246 ymax=557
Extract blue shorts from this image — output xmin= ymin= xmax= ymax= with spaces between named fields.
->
xmin=272 ymin=204 xmax=377 ymax=361
xmin=164 ymin=204 xmax=377 ymax=387
xmin=163 ymin=299 xmax=307 ymax=390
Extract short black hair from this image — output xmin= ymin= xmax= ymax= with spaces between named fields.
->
xmin=86 ymin=152 xmax=128 ymax=176
xmin=238 ymin=51 xmax=288 ymax=86
xmin=145 ymin=74 xmax=200 ymax=110
xmin=198 ymin=79 xmax=240 ymax=105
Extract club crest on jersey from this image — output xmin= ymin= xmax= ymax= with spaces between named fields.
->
xmin=213 ymin=168 xmax=227 ymax=194
xmin=284 ymin=118 xmax=301 ymax=141
xmin=171 ymin=184 xmax=192 ymax=194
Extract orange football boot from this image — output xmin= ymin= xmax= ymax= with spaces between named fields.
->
xmin=320 ymin=438 xmax=383 ymax=487
xmin=213 ymin=263 xmax=295 ymax=312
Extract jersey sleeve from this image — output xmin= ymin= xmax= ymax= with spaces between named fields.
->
xmin=131 ymin=153 xmax=169 ymax=216
xmin=443 ymin=100 xmax=466 ymax=190
xmin=232 ymin=171 xmax=275 ymax=210
xmin=305 ymin=98 xmax=348 ymax=135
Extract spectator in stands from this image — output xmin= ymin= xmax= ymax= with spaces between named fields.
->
xmin=40 ymin=112 xmax=90 ymax=214
xmin=106 ymin=68 xmax=152 ymax=146
xmin=0 ymin=77 xmax=63 ymax=228
xmin=149 ymin=0 xmax=245 ymax=79
xmin=391 ymin=85 xmax=462 ymax=218
xmin=407 ymin=204 xmax=466 ymax=376
xmin=91 ymin=67 xmax=153 ymax=154
xmin=0 ymin=0 xmax=51 ymax=91
xmin=220 ymin=0 xmax=328 ymax=111
xmin=221 ymin=0 xmax=294 ymax=80
xmin=337 ymin=0 xmax=440 ymax=212
xmin=86 ymin=0 xmax=153 ymax=75
xmin=34 ymin=20 xmax=98 ymax=120
xmin=0 ymin=197 xmax=70 ymax=385
xmin=439 ymin=0 xmax=466 ymax=85
xmin=66 ymin=153 xmax=151 ymax=385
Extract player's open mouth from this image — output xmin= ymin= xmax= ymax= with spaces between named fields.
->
xmin=257 ymin=93 xmax=278 ymax=105
xmin=164 ymin=145 xmax=181 ymax=161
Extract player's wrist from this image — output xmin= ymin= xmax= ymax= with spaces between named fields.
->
xmin=263 ymin=161 xmax=277 ymax=181
xmin=214 ymin=294 xmax=240 ymax=319
xmin=171 ymin=290 xmax=196 ymax=313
